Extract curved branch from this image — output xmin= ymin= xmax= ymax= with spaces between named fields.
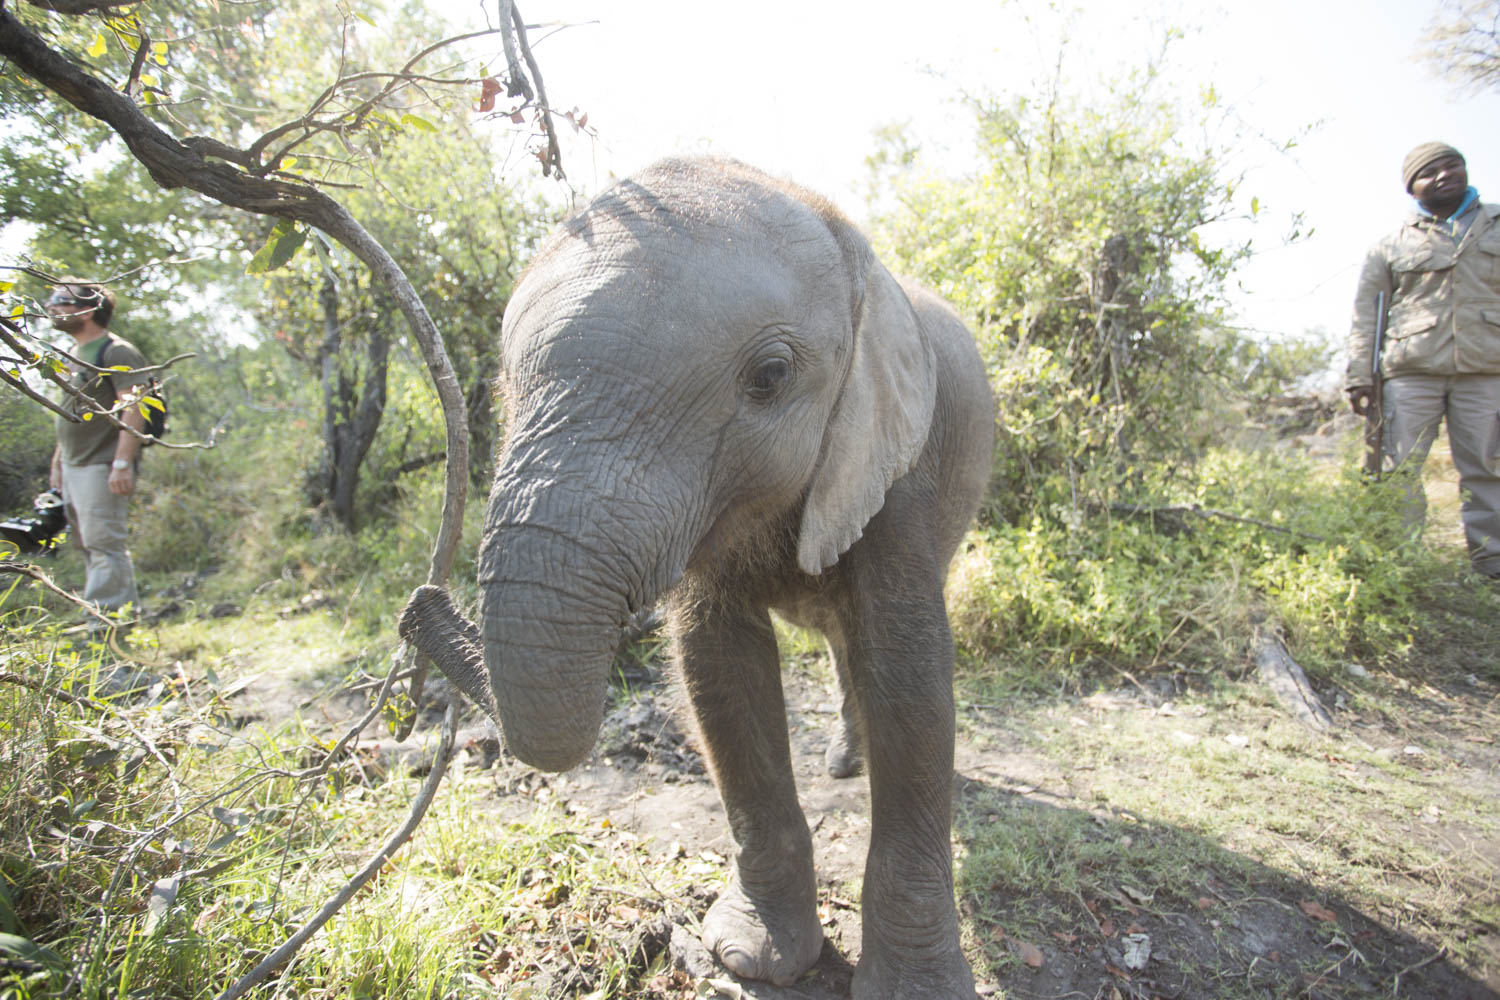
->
xmin=213 ymin=703 xmax=457 ymax=1000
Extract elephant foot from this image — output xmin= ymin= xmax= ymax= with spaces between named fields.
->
xmin=701 ymin=880 xmax=824 ymax=986
xmin=852 ymin=943 xmax=976 ymax=1000
xmin=824 ymin=731 xmax=862 ymax=778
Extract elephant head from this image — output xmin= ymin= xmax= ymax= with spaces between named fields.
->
xmin=400 ymin=157 xmax=937 ymax=772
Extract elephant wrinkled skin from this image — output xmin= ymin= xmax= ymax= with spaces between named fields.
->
xmin=400 ymin=157 xmax=995 ymax=999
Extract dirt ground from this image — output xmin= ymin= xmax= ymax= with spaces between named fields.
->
xmin=212 ymin=417 xmax=1500 ymax=999
xmin=294 ymin=642 xmax=1495 ymax=1000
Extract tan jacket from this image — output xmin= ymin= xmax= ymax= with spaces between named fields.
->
xmin=1345 ymin=201 xmax=1500 ymax=390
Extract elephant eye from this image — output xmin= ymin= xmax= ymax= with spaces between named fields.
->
xmin=745 ymin=356 xmax=792 ymax=401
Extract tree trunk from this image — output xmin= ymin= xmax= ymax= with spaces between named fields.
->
xmin=311 ymin=275 xmax=390 ymax=531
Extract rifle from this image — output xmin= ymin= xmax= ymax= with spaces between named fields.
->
xmin=1362 ymin=290 xmax=1387 ymax=477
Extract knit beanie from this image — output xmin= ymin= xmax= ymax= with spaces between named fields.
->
xmin=1402 ymin=142 xmax=1463 ymax=192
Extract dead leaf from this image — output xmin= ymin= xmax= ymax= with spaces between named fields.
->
xmin=1299 ymin=900 xmax=1337 ymax=923
xmin=1051 ymin=930 xmax=1078 ymax=945
xmin=1012 ymin=940 xmax=1044 ymax=968
xmin=1195 ymin=896 xmax=1215 ymax=910
xmin=1121 ymin=932 xmax=1151 ymax=970
xmin=1099 ymin=918 xmax=1117 ymax=938
xmin=144 ymin=875 xmax=181 ymax=934
xmin=192 ymin=899 xmax=227 ymax=933
xmin=477 ymin=76 xmax=502 ymax=112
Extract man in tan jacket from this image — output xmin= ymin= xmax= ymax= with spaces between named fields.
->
xmin=1345 ymin=142 xmax=1500 ymax=578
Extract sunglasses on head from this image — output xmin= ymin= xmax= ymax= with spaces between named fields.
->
xmin=45 ymin=287 xmax=99 ymax=308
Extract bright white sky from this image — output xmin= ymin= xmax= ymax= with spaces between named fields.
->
xmin=439 ymin=0 xmax=1500 ymax=365
xmin=6 ymin=0 xmax=1498 ymax=368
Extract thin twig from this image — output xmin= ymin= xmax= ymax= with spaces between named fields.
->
xmin=213 ymin=703 xmax=458 ymax=1000
xmin=1390 ymin=946 xmax=1447 ymax=997
xmin=0 ymin=563 xmax=122 ymax=628
xmin=1107 ymin=502 xmax=1328 ymax=542
xmin=0 ymin=670 xmax=96 ymax=708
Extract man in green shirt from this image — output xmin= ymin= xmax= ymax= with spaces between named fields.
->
xmin=47 ymin=282 xmax=151 ymax=613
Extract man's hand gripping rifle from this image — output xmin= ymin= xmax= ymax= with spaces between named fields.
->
xmin=1362 ymin=290 xmax=1387 ymax=478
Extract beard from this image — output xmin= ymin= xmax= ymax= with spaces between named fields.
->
xmin=50 ymin=314 xmax=86 ymax=333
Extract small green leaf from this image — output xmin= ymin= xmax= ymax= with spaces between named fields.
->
xmin=0 ymin=279 xmax=13 ymax=293
xmin=400 ymin=113 xmax=437 ymax=133
xmin=86 ymin=33 xmax=107 ymax=58
xmin=354 ymin=11 xmax=377 ymax=27
xmin=140 ymin=72 xmax=158 ymax=87
xmin=0 ymin=933 xmax=63 ymax=968
xmin=246 ymin=223 xmax=307 ymax=274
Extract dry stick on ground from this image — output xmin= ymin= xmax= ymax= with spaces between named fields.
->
xmin=1248 ymin=597 xmax=1333 ymax=732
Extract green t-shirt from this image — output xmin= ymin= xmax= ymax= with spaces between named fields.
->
xmin=54 ymin=333 xmax=151 ymax=466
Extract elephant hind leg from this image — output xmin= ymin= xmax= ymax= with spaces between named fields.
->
xmin=824 ymin=636 xmax=864 ymax=779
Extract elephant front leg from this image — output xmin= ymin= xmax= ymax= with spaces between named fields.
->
xmin=675 ymin=599 xmax=824 ymax=985
xmin=843 ymin=598 xmax=976 ymax=999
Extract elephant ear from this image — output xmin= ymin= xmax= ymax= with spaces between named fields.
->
xmin=797 ymin=252 xmax=937 ymax=575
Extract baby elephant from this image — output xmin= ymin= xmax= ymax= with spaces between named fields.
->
xmin=401 ymin=156 xmax=994 ymax=998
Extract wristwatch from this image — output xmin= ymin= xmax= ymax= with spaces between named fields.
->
xmin=111 ymin=459 xmax=132 ymax=471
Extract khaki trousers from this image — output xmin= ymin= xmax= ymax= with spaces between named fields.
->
xmin=59 ymin=462 xmax=139 ymax=611
xmin=1381 ymin=373 xmax=1500 ymax=575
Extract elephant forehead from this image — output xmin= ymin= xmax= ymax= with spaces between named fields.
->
xmin=502 ymin=223 xmax=848 ymax=367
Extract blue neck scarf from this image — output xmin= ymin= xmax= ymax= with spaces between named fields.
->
xmin=1417 ymin=185 xmax=1479 ymax=222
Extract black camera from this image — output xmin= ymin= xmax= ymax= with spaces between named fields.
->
xmin=0 ymin=489 xmax=67 ymax=556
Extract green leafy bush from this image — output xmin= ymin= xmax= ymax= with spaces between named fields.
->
xmin=947 ymin=445 xmax=1431 ymax=684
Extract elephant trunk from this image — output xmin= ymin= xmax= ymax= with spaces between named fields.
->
xmin=398 ymin=585 xmax=496 ymax=721
xmin=401 ymin=478 xmax=675 ymax=774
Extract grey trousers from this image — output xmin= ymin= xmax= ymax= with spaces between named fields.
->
xmin=60 ymin=462 xmax=139 ymax=611
xmin=1381 ymin=373 xmax=1500 ymax=575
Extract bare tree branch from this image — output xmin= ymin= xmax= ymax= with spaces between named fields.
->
xmin=510 ymin=1 xmax=562 ymax=177
xmin=1421 ymin=0 xmax=1500 ymax=94
xmin=24 ymin=0 xmax=136 ymax=13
